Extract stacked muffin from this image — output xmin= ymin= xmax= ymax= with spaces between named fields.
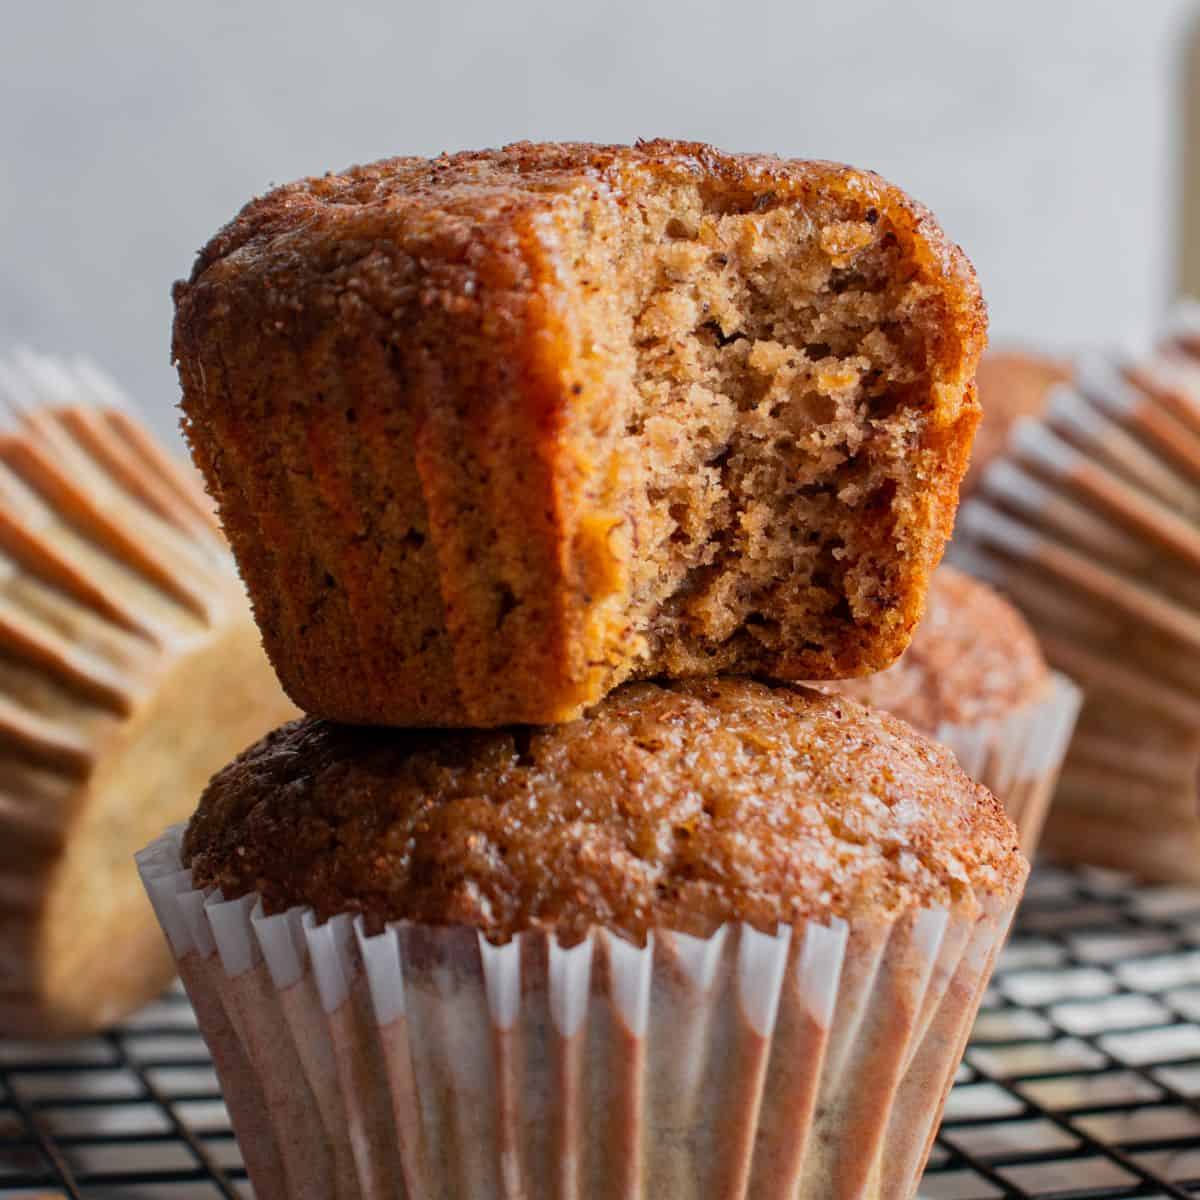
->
xmin=140 ymin=141 xmax=1028 ymax=1197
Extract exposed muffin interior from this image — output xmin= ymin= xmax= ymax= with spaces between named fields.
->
xmin=559 ymin=176 xmax=978 ymax=681
xmin=184 ymin=680 xmax=1025 ymax=943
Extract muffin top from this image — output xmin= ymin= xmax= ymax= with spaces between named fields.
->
xmin=962 ymin=350 xmax=1072 ymax=497
xmin=182 ymin=140 xmax=980 ymax=315
xmin=184 ymin=679 xmax=1024 ymax=941
xmin=818 ymin=566 xmax=1049 ymax=732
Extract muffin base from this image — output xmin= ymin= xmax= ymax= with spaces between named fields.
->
xmin=933 ymin=672 xmax=1081 ymax=858
xmin=140 ymin=826 xmax=1023 ymax=1199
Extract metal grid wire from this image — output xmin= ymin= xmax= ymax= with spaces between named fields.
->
xmin=0 ymin=865 xmax=1199 ymax=1198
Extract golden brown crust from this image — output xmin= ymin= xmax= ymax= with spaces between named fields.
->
xmin=963 ymin=350 xmax=1071 ymax=498
xmin=816 ymin=565 xmax=1050 ymax=730
xmin=184 ymin=678 xmax=1025 ymax=941
xmin=175 ymin=140 xmax=986 ymax=726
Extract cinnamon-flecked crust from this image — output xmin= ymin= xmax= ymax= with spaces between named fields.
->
xmin=818 ymin=565 xmax=1050 ymax=730
xmin=184 ymin=679 xmax=1025 ymax=942
xmin=963 ymin=350 xmax=1071 ymax=498
xmin=174 ymin=140 xmax=986 ymax=726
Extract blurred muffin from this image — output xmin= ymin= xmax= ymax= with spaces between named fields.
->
xmin=822 ymin=565 xmax=1048 ymax=730
xmin=173 ymin=139 xmax=985 ymax=728
xmin=963 ymin=351 xmax=1072 ymax=498
xmin=818 ymin=566 xmax=1080 ymax=854
xmin=0 ymin=351 xmax=296 ymax=1037
xmin=955 ymin=329 xmax=1200 ymax=882
xmin=140 ymin=678 xmax=1026 ymax=1198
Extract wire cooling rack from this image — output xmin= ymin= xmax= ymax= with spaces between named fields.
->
xmin=0 ymin=865 xmax=1199 ymax=1198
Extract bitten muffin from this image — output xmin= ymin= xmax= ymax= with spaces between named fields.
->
xmin=150 ymin=678 xmax=1026 ymax=1199
xmin=0 ymin=352 xmax=296 ymax=1037
xmin=174 ymin=139 xmax=987 ymax=727
xmin=818 ymin=565 xmax=1049 ymax=733
xmin=962 ymin=351 xmax=1071 ymax=498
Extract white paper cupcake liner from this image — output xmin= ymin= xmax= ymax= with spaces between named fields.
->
xmin=138 ymin=826 xmax=1023 ymax=1199
xmin=951 ymin=317 xmax=1200 ymax=880
xmin=933 ymin=673 xmax=1081 ymax=858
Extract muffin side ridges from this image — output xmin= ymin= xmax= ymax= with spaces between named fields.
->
xmin=403 ymin=216 xmax=586 ymax=720
xmin=174 ymin=199 xmax=510 ymax=722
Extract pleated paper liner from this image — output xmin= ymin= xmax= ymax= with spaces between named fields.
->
xmin=138 ymin=826 xmax=1023 ymax=1200
xmin=950 ymin=336 xmax=1200 ymax=882
xmin=0 ymin=351 xmax=296 ymax=1037
xmin=932 ymin=672 xmax=1080 ymax=859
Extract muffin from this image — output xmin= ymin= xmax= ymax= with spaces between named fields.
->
xmin=954 ymin=328 xmax=1200 ymax=882
xmin=962 ymin=351 xmax=1072 ymax=498
xmin=821 ymin=565 xmax=1050 ymax=730
xmin=139 ymin=678 xmax=1026 ymax=1198
xmin=0 ymin=351 xmax=296 ymax=1037
xmin=173 ymin=139 xmax=986 ymax=728
xmin=817 ymin=565 xmax=1080 ymax=853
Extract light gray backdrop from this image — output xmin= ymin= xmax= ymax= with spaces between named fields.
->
xmin=2 ymin=0 xmax=1195 ymax=443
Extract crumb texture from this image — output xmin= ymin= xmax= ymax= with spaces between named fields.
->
xmin=569 ymin=177 xmax=982 ymax=686
xmin=174 ymin=140 xmax=986 ymax=726
xmin=184 ymin=679 xmax=1025 ymax=942
xmin=816 ymin=565 xmax=1049 ymax=730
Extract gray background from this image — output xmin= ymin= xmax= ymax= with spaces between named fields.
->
xmin=2 ymin=0 xmax=1197 ymax=444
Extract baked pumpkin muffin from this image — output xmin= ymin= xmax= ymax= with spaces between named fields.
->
xmin=962 ymin=350 xmax=1071 ymax=498
xmin=142 ymin=678 xmax=1026 ymax=1198
xmin=818 ymin=565 xmax=1080 ymax=854
xmin=0 ymin=351 xmax=296 ymax=1037
xmin=819 ymin=565 xmax=1049 ymax=731
xmin=174 ymin=139 xmax=986 ymax=727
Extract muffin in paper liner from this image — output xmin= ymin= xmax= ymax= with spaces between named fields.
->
xmin=819 ymin=566 xmax=1081 ymax=858
xmin=138 ymin=824 xmax=1020 ymax=1199
xmin=930 ymin=673 xmax=1080 ymax=859
xmin=0 ymin=351 xmax=297 ymax=1036
xmin=951 ymin=321 xmax=1200 ymax=881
